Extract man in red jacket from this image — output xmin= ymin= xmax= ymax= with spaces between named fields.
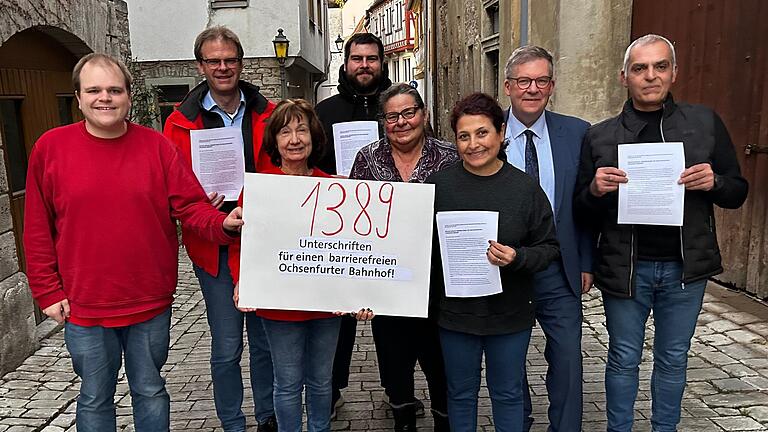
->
xmin=24 ymin=53 xmax=243 ymax=432
xmin=163 ymin=26 xmax=277 ymax=432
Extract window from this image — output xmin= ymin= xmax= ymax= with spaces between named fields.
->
xmin=485 ymin=3 xmax=499 ymax=34
xmin=57 ymin=95 xmax=76 ymax=125
xmin=145 ymin=78 xmax=196 ymax=131
xmin=403 ymin=58 xmax=411 ymax=82
xmin=484 ymin=49 xmax=500 ymax=99
xmin=393 ymin=2 xmax=403 ymax=32
xmin=309 ymin=0 xmax=316 ymax=26
xmin=156 ymin=85 xmax=193 ymax=128
xmin=392 ymin=59 xmax=400 ymax=82
xmin=211 ymin=0 xmax=248 ymax=8
xmin=316 ymin=0 xmax=323 ymax=32
xmin=0 ymin=99 xmax=27 ymax=193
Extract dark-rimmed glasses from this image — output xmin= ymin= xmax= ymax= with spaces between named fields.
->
xmin=508 ymin=76 xmax=553 ymax=90
xmin=201 ymin=58 xmax=242 ymax=69
xmin=382 ymin=106 xmax=421 ymax=124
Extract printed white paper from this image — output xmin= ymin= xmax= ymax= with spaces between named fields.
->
xmin=190 ymin=127 xmax=245 ymax=201
xmin=618 ymin=142 xmax=685 ymax=226
xmin=436 ymin=211 xmax=503 ymax=298
xmin=333 ymin=121 xmax=379 ymax=176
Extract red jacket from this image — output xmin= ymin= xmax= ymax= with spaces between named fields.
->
xmin=164 ymin=81 xmax=276 ymax=277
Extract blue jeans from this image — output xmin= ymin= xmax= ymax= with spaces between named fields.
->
xmin=65 ymin=308 xmax=171 ymax=432
xmin=603 ymin=260 xmax=706 ymax=432
xmin=194 ymin=248 xmax=274 ymax=431
xmin=440 ymin=327 xmax=532 ymax=432
xmin=262 ymin=316 xmax=341 ymax=432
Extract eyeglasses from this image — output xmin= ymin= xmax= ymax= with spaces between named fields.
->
xmin=382 ymin=106 xmax=421 ymax=124
xmin=201 ymin=58 xmax=242 ymax=68
xmin=508 ymin=76 xmax=553 ymax=90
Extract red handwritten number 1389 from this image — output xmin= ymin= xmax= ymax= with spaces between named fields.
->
xmin=300 ymin=181 xmax=394 ymax=238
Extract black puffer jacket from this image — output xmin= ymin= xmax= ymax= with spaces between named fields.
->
xmin=574 ymin=95 xmax=748 ymax=298
xmin=315 ymin=64 xmax=392 ymax=174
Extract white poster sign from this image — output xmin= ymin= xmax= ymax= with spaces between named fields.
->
xmin=190 ymin=127 xmax=245 ymax=201
xmin=238 ymin=173 xmax=435 ymax=317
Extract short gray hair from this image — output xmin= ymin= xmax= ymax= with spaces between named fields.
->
xmin=504 ymin=45 xmax=554 ymax=79
xmin=622 ymin=34 xmax=676 ymax=73
xmin=378 ymin=83 xmax=425 ymax=114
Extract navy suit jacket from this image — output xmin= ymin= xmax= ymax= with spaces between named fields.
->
xmin=508 ymin=109 xmax=594 ymax=295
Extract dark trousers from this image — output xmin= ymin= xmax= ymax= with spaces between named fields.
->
xmin=371 ymin=316 xmax=448 ymax=413
xmin=331 ymin=314 xmax=358 ymax=400
xmin=523 ymin=262 xmax=584 ymax=432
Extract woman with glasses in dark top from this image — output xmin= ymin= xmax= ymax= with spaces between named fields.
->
xmin=349 ymin=83 xmax=458 ymax=431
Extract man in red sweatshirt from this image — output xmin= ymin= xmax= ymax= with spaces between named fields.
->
xmin=23 ymin=53 xmax=243 ymax=432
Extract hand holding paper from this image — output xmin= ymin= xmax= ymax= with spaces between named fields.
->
xmin=487 ymin=240 xmax=516 ymax=267
xmin=678 ymin=163 xmax=715 ymax=191
xmin=590 ymin=167 xmax=628 ymax=197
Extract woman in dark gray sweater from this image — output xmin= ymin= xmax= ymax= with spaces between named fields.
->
xmin=426 ymin=93 xmax=559 ymax=431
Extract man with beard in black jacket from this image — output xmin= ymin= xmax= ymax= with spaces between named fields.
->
xmin=316 ymin=33 xmax=392 ymax=175
xmin=315 ymin=33 xmax=405 ymax=419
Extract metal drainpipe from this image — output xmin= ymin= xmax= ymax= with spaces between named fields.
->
xmin=520 ymin=0 xmax=529 ymax=46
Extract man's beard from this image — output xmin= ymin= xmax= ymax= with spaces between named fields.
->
xmin=348 ymin=71 xmax=382 ymax=95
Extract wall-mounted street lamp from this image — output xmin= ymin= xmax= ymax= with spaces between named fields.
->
xmin=272 ymin=28 xmax=290 ymax=98
xmin=332 ymin=34 xmax=344 ymax=54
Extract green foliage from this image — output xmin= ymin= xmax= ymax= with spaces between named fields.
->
xmin=124 ymin=57 xmax=161 ymax=128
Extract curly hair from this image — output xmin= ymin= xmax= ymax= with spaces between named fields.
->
xmin=263 ymin=99 xmax=326 ymax=169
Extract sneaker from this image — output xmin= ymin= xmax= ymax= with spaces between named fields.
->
xmin=257 ymin=416 xmax=278 ymax=432
xmin=384 ymin=396 xmax=425 ymax=418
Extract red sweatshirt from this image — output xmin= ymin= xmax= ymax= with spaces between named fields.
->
xmin=229 ymin=166 xmax=334 ymax=322
xmin=24 ymin=121 xmax=235 ymax=326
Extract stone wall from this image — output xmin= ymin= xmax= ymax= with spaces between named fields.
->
xmin=530 ymin=0 xmax=632 ymax=124
xmin=134 ymin=57 xmax=304 ymax=103
xmin=0 ymin=131 xmax=34 ymax=374
xmin=0 ymin=0 xmax=130 ymax=376
xmin=433 ymin=0 xmax=631 ymax=135
xmin=0 ymin=0 xmax=130 ymax=59
xmin=433 ymin=0 xmax=521 ymax=138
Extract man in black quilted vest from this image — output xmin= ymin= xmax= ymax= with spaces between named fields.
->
xmin=574 ymin=34 xmax=748 ymax=432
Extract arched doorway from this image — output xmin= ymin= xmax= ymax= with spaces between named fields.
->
xmin=0 ymin=26 xmax=90 ymax=322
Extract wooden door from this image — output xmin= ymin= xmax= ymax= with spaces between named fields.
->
xmin=0 ymin=28 xmax=81 ymax=323
xmin=631 ymin=0 xmax=768 ymax=297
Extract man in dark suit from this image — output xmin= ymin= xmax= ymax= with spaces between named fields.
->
xmin=501 ymin=45 xmax=593 ymax=432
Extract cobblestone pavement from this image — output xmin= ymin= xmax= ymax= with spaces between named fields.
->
xmin=2 ymin=253 xmax=768 ymax=431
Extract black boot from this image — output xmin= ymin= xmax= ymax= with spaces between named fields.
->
xmin=257 ymin=415 xmax=277 ymax=432
xmin=432 ymin=409 xmax=449 ymax=432
xmin=393 ymin=404 xmax=417 ymax=432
